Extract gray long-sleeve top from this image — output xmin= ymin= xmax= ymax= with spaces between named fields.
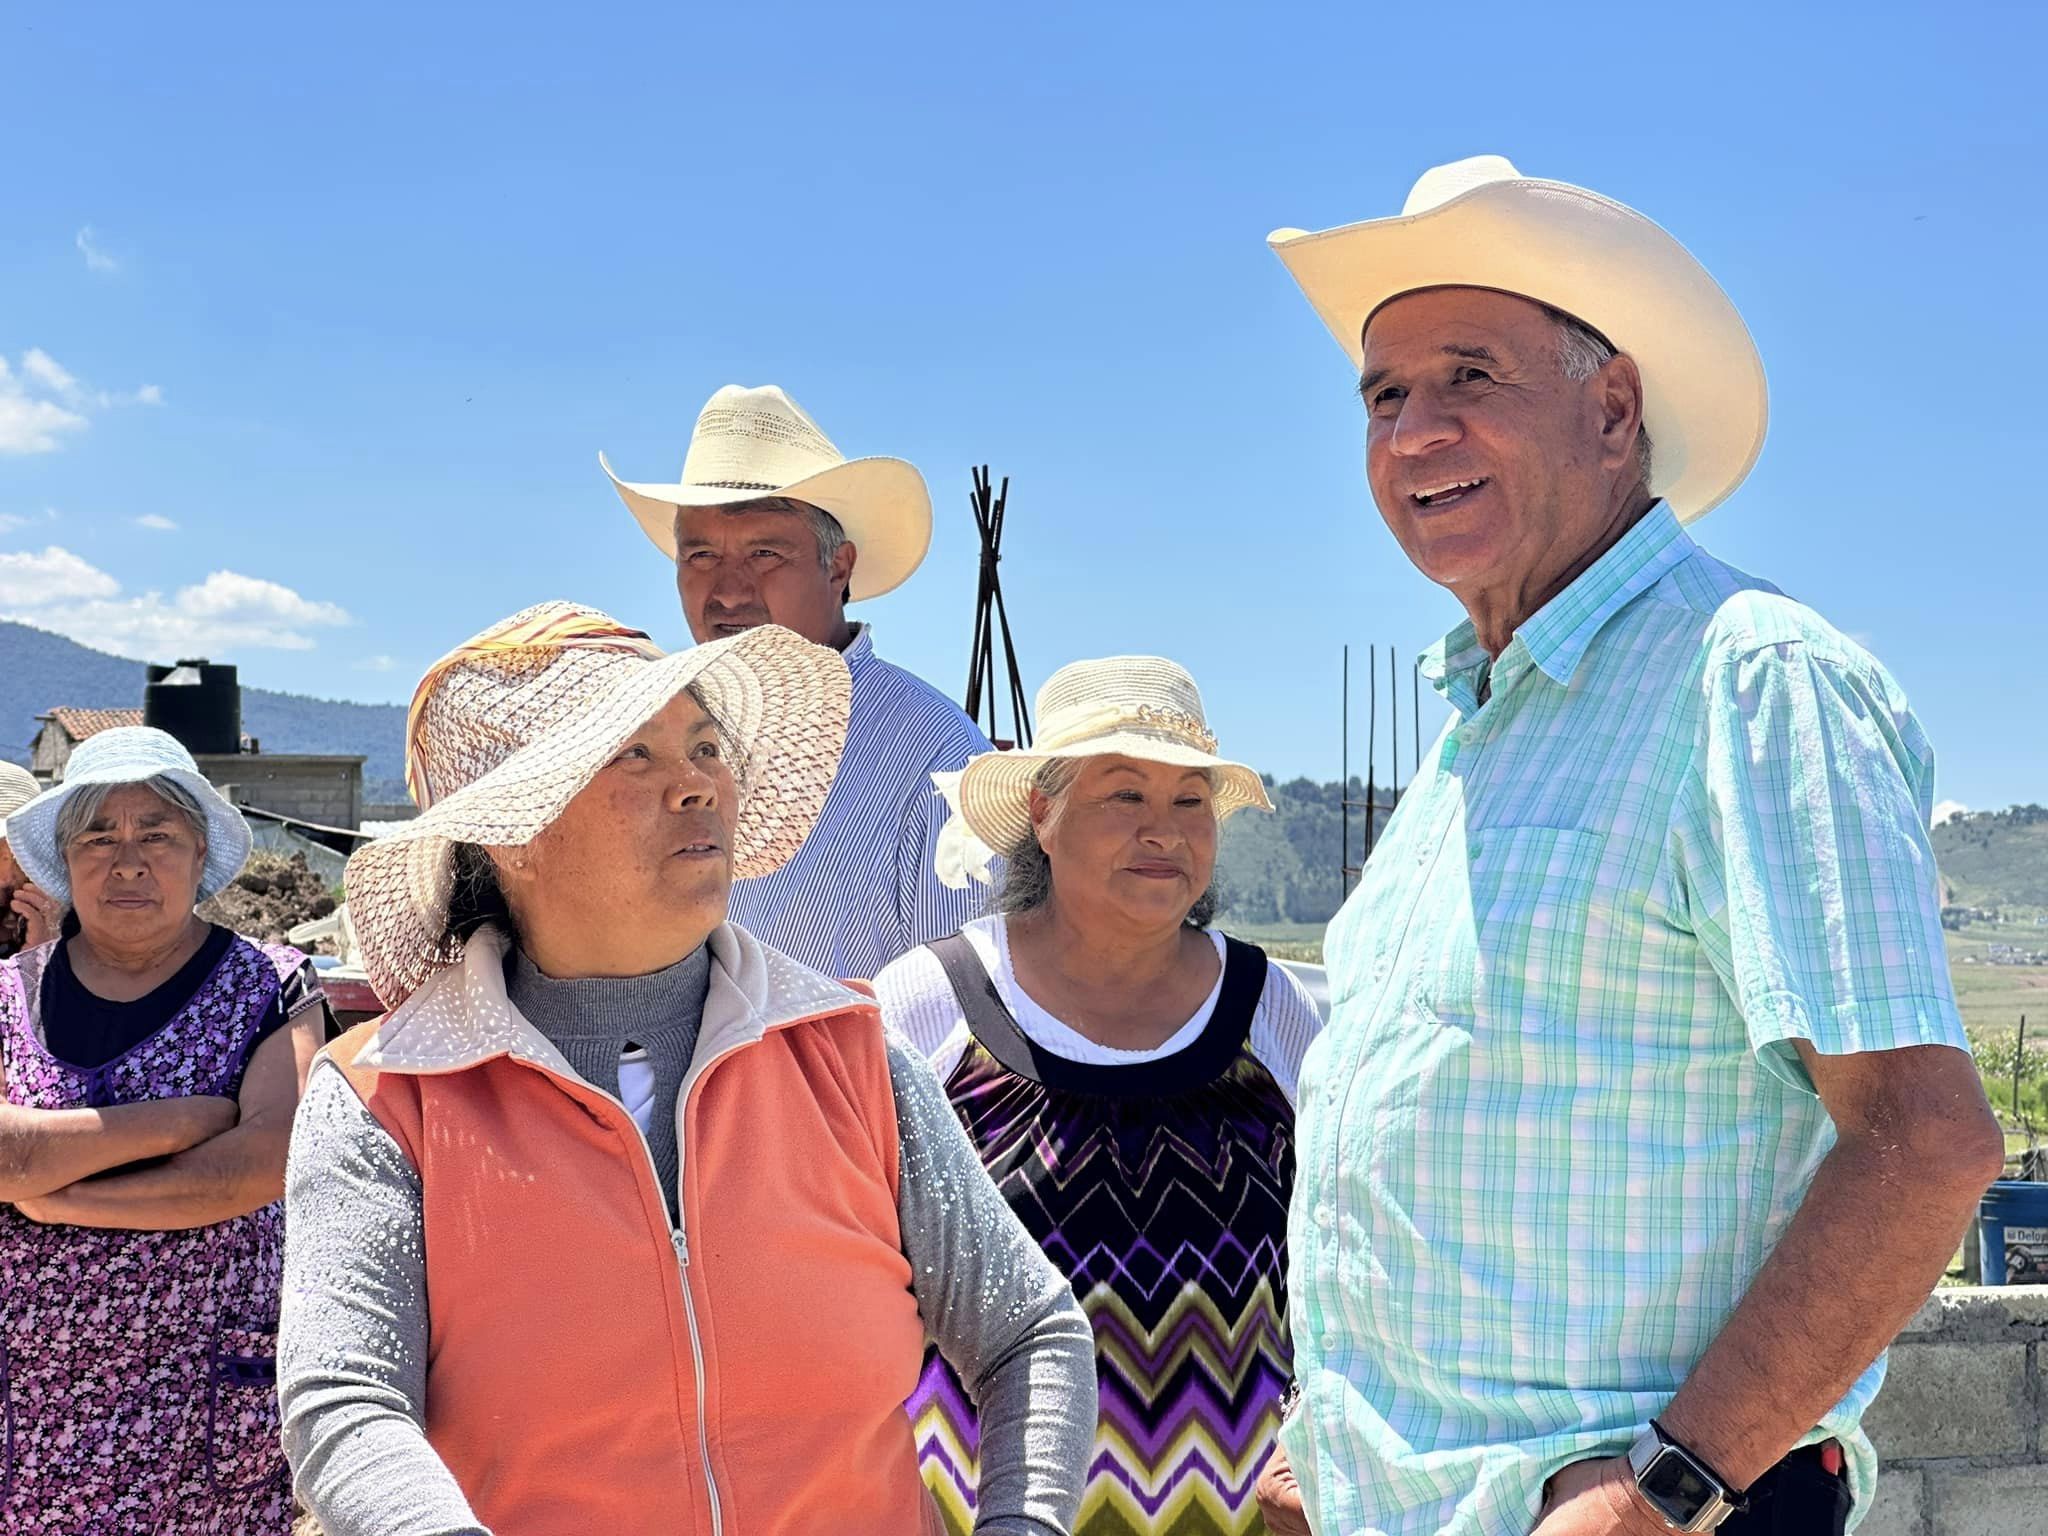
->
xmin=278 ymin=973 xmax=1095 ymax=1535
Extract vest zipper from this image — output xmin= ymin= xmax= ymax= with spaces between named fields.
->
xmin=522 ymin=1002 xmax=840 ymax=1536
xmin=670 ymin=1226 xmax=723 ymax=1536
xmin=573 ymin=1076 xmax=726 ymax=1536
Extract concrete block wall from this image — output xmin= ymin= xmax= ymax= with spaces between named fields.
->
xmin=196 ymin=754 xmax=363 ymax=833
xmin=1859 ymin=1285 xmax=2048 ymax=1534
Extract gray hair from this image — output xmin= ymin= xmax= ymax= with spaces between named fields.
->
xmin=674 ymin=496 xmax=849 ymax=575
xmin=994 ymin=758 xmax=1222 ymax=928
xmin=1547 ymin=307 xmax=1654 ymax=490
xmin=54 ymin=773 xmax=209 ymax=855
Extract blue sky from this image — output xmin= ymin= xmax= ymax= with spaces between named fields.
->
xmin=3 ymin=1 xmax=2042 ymax=811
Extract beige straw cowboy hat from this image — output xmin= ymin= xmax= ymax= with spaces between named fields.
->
xmin=600 ymin=384 xmax=933 ymax=601
xmin=947 ymin=656 xmax=1272 ymax=866
xmin=1268 ymin=154 xmax=1768 ymax=520
xmin=346 ymin=601 xmax=850 ymax=1006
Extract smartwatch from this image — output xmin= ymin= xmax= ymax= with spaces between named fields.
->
xmin=1625 ymin=1420 xmax=1747 ymax=1532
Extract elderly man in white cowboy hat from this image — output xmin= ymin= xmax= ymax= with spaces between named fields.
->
xmin=1255 ymin=158 xmax=2000 ymax=1536
xmin=602 ymin=385 xmax=992 ymax=980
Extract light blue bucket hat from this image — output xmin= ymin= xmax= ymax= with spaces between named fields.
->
xmin=5 ymin=727 xmax=253 ymax=904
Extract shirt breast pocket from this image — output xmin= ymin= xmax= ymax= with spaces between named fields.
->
xmin=1461 ymin=824 xmax=1613 ymax=1037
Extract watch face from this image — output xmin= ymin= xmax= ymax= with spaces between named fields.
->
xmin=1641 ymin=1448 xmax=1715 ymax=1515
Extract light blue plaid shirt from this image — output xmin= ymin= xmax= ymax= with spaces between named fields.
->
xmin=1282 ymin=504 xmax=1965 ymax=1534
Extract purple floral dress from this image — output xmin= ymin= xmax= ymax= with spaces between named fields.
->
xmin=0 ymin=935 xmax=303 ymax=1534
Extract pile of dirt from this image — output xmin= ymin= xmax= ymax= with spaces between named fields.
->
xmin=199 ymin=852 xmax=338 ymax=949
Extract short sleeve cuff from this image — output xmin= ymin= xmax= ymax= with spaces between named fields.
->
xmin=1745 ymin=988 xmax=1971 ymax=1093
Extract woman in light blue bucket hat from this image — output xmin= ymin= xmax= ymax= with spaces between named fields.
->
xmin=0 ymin=725 xmax=329 ymax=1534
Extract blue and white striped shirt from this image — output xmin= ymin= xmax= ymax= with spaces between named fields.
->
xmin=730 ymin=625 xmax=994 ymax=981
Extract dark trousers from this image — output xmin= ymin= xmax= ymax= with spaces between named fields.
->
xmin=1720 ymin=1445 xmax=1853 ymax=1535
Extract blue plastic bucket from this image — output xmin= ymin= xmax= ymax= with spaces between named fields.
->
xmin=1978 ymin=1182 xmax=2048 ymax=1286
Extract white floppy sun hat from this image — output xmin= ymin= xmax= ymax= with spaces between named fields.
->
xmin=1269 ymin=154 xmax=1768 ymax=521
xmin=600 ymin=384 xmax=933 ymax=601
xmin=347 ymin=601 xmax=850 ymax=1006
xmin=5 ymin=727 xmax=254 ymax=905
xmin=952 ymin=655 xmax=1272 ymax=859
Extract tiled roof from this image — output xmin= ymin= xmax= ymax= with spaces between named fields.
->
xmin=39 ymin=707 xmax=144 ymax=742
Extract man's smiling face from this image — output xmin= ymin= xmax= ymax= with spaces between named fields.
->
xmin=1358 ymin=287 xmax=1624 ymax=599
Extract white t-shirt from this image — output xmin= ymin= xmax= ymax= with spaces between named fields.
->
xmin=874 ymin=914 xmax=1324 ymax=1102
xmin=618 ymin=1047 xmax=657 ymax=1133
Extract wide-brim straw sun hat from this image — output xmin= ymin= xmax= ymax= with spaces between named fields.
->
xmin=600 ymin=383 xmax=933 ymax=602
xmin=5 ymin=727 xmax=254 ymax=905
xmin=954 ymin=656 xmax=1272 ymax=857
xmin=1268 ymin=154 xmax=1768 ymax=521
xmin=348 ymin=601 xmax=850 ymax=1007
xmin=0 ymin=761 xmax=40 ymax=826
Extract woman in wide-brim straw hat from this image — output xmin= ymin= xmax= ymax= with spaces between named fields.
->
xmin=0 ymin=759 xmax=60 ymax=956
xmin=0 ymin=727 xmax=330 ymax=1534
xmin=278 ymin=602 xmax=1094 ymax=1536
xmin=876 ymin=656 xmax=1326 ymax=1536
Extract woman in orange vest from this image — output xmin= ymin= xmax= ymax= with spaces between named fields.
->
xmin=277 ymin=603 xmax=1096 ymax=1536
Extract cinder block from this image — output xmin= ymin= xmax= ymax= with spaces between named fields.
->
xmin=1901 ymin=1285 xmax=2048 ymax=1342
xmin=1857 ymin=1468 xmax=1925 ymax=1536
xmin=1863 ymin=1342 xmax=2031 ymax=1460
xmin=1928 ymin=1462 xmax=2048 ymax=1535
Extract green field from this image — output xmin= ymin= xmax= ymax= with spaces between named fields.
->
xmin=1946 ymin=915 xmax=2048 ymax=1041
xmin=1221 ymin=921 xmax=1328 ymax=964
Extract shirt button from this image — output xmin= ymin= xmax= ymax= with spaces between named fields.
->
xmin=1314 ymin=1202 xmax=1334 ymax=1228
xmin=1319 ymin=1332 xmax=1337 ymax=1351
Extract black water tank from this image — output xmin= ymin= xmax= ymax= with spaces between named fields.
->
xmin=144 ymin=659 xmax=241 ymax=756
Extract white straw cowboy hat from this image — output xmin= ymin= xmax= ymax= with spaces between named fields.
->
xmin=1268 ymin=154 xmax=1768 ymax=520
xmin=346 ymin=601 xmax=850 ymax=1006
xmin=600 ymin=384 xmax=933 ymax=601
xmin=949 ymin=656 xmax=1272 ymax=863
xmin=5 ymin=727 xmax=254 ymax=905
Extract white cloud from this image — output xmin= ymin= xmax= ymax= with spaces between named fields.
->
xmin=1933 ymin=799 xmax=1968 ymax=827
xmin=0 ymin=546 xmax=122 ymax=604
xmin=135 ymin=513 xmax=178 ymax=531
xmin=0 ymin=544 xmax=352 ymax=654
xmin=22 ymin=349 xmax=81 ymax=399
xmin=355 ymin=654 xmax=399 ymax=673
xmin=0 ymin=356 xmax=90 ymax=454
xmin=0 ymin=350 xmax=160 ymax=454
xmin=76 ymin=226 xmax=119 ymax=273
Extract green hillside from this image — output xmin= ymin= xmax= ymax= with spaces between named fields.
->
xmin=1216 ymin=776 xmax=1391 ymax=925
xmin=1220 ymin=786 xmax=2048 ymax=937
xmin=1934 ymin=805 xmax=2048 ymax=910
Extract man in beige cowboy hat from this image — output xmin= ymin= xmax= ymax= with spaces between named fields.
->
xmin=602 ymin=385 xmax=992 ymax=980
xmin=1258 ymin=157 xmax=1999 ymax=1536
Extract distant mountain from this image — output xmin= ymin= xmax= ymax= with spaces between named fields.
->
xmin=1934 ymin=805 xmax=2048 ymax=910
xmin=0 ymin=619 xmax=408 ymax=803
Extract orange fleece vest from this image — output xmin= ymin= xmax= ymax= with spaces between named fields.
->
xmin=332 ymin=997 xmax=939 ymax=1536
